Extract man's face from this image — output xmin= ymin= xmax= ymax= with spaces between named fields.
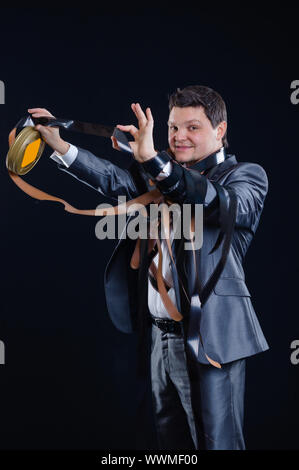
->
xmin=168 ymin=106 xmax=226 ymax=166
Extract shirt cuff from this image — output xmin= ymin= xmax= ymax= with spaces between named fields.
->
xmin=49 ymin=143 xmax=78 ymax=168
xmin=155 ymin=161 xmax=173 ymax=181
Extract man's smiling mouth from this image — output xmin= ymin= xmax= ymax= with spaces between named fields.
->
xmin=175 ymin=146 xmax=193 ymax=150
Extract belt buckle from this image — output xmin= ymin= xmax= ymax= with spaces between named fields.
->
xmin=155 ymin=318 xmax=179 ymax=334
xmin=155 ymin=319 xmax=168 ymax=333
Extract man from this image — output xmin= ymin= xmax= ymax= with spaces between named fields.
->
xmin=28 ymin=85 xmax=269 ymax=450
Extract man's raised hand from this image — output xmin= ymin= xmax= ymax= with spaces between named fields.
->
xmin=115 ymin=103 xmax=157 ymax=162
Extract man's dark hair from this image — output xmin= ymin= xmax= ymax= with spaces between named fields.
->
xmin=168 ymin=85 xmax=228 ymax=148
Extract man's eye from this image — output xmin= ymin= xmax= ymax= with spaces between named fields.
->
xmin=169 ymin=126 xmax=177 ymax=131
xmin=189 ymin=126 xmax=198 ymax=131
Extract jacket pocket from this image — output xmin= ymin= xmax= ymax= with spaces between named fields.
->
xmin=213 ymin=277 xmax=251 ymax=296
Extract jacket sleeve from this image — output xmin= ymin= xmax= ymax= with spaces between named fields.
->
xmin=56 ymin=146 xmax=143 ymax=202
xmin=141 ymin=151 xmax=268 ymax=233
xmin=215 ymin=162 xmax=268 ymax=233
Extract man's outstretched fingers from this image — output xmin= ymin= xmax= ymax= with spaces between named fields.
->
xmin=28 ymin=108 xmax=54 ymax=118
xmin=134 ymin=103 xmax=147 ymax=127
xmin=146 ymin=107 xmax=154 ymax=124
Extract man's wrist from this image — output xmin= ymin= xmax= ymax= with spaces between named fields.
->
xmin=55 ymin=140 xmax=70 ymax=156
xmin=50 ymin=143 xmax=78 ymax=168
xmin=139 ymin=151 xmax=157 ymax=162
xmin=141 ymin=151 xmax=171 ymax=178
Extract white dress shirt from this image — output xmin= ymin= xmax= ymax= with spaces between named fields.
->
xmin=147 ymin=223 xmax=177 ymax=319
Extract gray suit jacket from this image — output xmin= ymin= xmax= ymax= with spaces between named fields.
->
xmin=57 ymin=147 xmax=269 ymax=364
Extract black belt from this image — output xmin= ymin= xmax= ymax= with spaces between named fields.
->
xmin=150 ymin=315 xmax=183 ymax=334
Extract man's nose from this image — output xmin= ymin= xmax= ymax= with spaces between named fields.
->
xmin=174 ymin=128 xmax=188 ymax=141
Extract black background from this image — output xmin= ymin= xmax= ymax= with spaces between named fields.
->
xmin=0 ymin=5 xmax=298 ymax=451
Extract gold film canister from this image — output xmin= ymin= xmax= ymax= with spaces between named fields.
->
xmin=6 ymin=126 xmax=45 ymax=175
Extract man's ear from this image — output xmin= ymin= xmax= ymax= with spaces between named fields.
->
xmin=216 ymin=121 xmax=227 ymax=142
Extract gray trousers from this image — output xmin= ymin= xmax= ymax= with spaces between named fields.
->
xmin=150 ymin=319 xmax=246 ymax=450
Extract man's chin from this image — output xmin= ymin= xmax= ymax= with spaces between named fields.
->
xmin=173 ymin=152 xmax=197 ymax=164
xmin=172 ymin=151 xmax=207 ymax=166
